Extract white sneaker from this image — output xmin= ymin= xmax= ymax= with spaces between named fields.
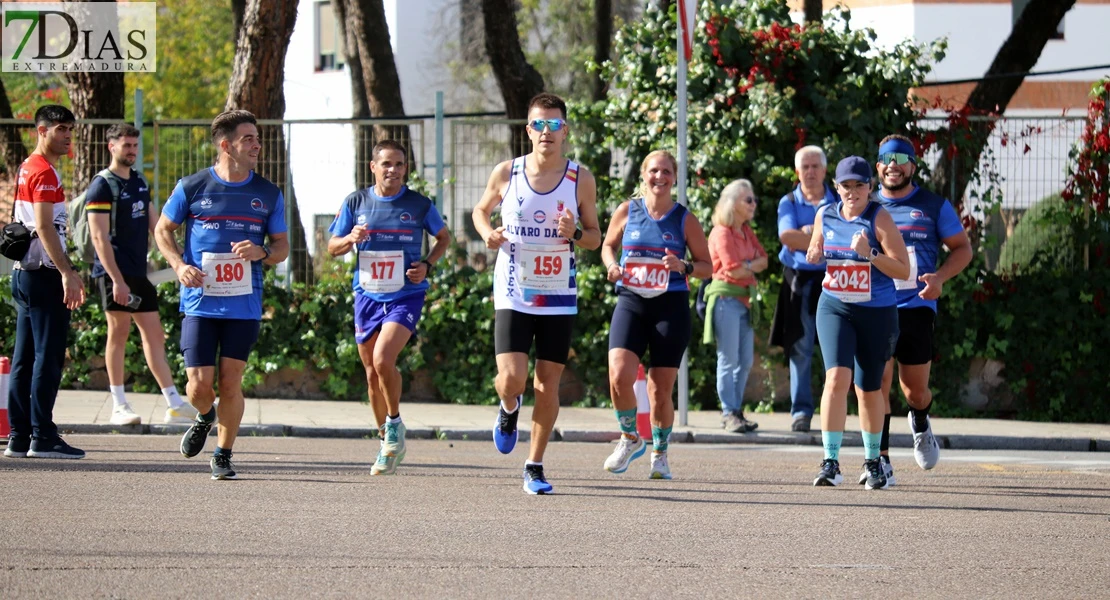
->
xmin=163 ymin=404 xmax=199 ymax=424
xmin=649 ymin=451 xmax=672 ymax=480
xmin=603 ymin=434 xmax=646 ymax=474
xmin=109 ymin=402 xmax=141 ymax=425
xmin=910 ymin=414 xmax=941 ymax=470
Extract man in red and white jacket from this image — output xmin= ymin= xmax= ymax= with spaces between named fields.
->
xmin=4 ymin=104 xmax=87 ymax=460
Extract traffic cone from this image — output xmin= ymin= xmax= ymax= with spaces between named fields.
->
xmin=634 ymin=363 xmax=651 ymax=440
xmin=0 ymin=356 xmax=11 ymax=439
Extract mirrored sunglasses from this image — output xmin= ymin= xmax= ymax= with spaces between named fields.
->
xmin=529 ymin=118 xmax=566 ymax=132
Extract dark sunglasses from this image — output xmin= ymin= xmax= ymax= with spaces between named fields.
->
xmin=529 ymin=118 xmax=566 ymax=132
xmin=879 ymin=152 xmax=914 ymax=166
xmin=741 ymin=196 xmax=756 ymax=205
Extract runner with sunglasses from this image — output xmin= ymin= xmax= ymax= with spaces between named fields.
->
xmin=472 ymin=93 xmax=601 ymax=495
xmin=860 ymin=135 xmax=972 ymax=485
xmin=807 ymin=157 xmax=909 ymax=490
xmin=600 ymin=150 xmax=712 ymax=480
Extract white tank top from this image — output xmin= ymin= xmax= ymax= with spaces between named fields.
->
xmin=493 ymin=156 xmax=580 ymax=315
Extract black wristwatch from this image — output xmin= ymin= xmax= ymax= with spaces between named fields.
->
xmin=867 ymin=247 xmax=879 ymax=262
xmin=683 ymin=260 xmax=694 ymax=275
xmin=572 ymin=228 xmax=583 ymax=241
xmin=421 ymin=259 xmax=434 ymax=271
xmin=261 ymin=245 xmax=271 ymax=261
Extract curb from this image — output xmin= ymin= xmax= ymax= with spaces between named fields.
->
xmin=37 ymin=424 xmax=1110 ymax=453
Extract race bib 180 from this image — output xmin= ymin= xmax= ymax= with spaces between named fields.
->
xmin=201 ymin=252 xmax=252 ymax=297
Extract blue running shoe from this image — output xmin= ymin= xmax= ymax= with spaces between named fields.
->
xmin=522 ymin=464 xmax=553 ymax=495
xmin=493 ymin=399 xmax=520 ymax=455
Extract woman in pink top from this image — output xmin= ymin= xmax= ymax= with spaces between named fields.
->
xmin=705 ymin=179 xmax=768 ymax=433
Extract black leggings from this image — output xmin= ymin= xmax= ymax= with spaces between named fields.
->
xmin=608 ymin=289 xmax=691 ymax=368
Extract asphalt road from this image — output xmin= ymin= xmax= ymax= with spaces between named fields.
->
xmin=2 ymin=436 xmax=1108 ymax=598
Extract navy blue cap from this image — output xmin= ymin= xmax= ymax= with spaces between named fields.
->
xmin=835 ymin=156 xmax=872 ymax=184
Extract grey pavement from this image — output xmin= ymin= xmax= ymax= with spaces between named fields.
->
xmin=2 ymin=436 xmax=1108 ymax=598
xmin=41 ymin=389 xmax=1110 ymax=452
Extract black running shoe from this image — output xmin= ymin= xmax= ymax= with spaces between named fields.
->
xmin=863 ymin=458 xmax=889 ymax=490
xmin=813 ymin=458 xmax=843 ymax=486
xmin=27 ymin=437 xmax=85 ymax=459
xmin=180 ymin=416 xmax=214 ymax=458
xmin=211 ymin=454 xmax=237 ymax=480
xmin=4 ymin=436 xmax=31 ymax=458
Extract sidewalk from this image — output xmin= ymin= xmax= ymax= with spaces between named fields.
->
xmin=40 ymin=390 xmax=1110 ymax=452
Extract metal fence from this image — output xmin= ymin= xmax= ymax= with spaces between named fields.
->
xmin=0 ymin=113 xmax=1090 ymax=280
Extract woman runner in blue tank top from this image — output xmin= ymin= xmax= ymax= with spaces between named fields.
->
xmin=599 ymin=150 xmax=712 ymax=481
xmin=806 ymin=156 xmax=910 ymax=490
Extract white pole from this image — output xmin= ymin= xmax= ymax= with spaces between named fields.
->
xmin=676 ymin=1 xmax=690 ymax=427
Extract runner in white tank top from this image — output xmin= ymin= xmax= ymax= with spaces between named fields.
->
xmin=471 ymin=93 xmax=601 ymax=495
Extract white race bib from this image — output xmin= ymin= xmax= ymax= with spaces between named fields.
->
xmin=823 ymin=258 xmax=872 ymax=303
xmin=517 ymin=243 xmax=572 ymax=291
xmin=894 ymin=246 xmax=918 ymax=291
xmin=621 ymin=256 xmax=670 ymax=299
xmin=358 ymin=250 xmax=406 ymax=294
xmin=201 ymin=252 xmax=252 ymax=297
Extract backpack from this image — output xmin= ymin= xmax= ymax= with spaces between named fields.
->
xmin=69 ymin=168 xmax=128 ymax=263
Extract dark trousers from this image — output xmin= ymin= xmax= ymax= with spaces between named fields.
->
xmin=8 ymin=268 xmax=71 ymax=440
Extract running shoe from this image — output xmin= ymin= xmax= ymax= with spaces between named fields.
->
xmin=603 ymin=434 xmax=646 ymax=474
xmin=863 ymin=458 xmax=890 ymax=490
xmin=493 ymin=401 xmax=520 ymax=454
xmin=522 ymin=464 xmax=553 ymax=495
xmin=858 ymin=455 xmax=895 ymax=486
xmin=813 ymin=458 xmax=843 ymax=486
xmin=211 ymin=453 xmax=238 ymax=480
xmin=164 ymin=404 xmax=199 ymax=424
xmin=109 ymin=402 xmax=141 ymax=425
xmin=910 ymin=414 xmax=940 ymax=470
xmin=4 ymin=436 xmax=30 ymax=458
xmin=371 ymin=421 xmax=407 ymax=475
xmin=648 ymin=451 xmax=672 ymax=480
xmin=180 ymin=414 xmax=214 ymax=458
xmin=27 ymin=437 xmax=85 ymax=459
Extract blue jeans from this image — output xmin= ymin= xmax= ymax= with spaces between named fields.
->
xmin=789 ymin=279 xmax=817 ymax=418
xmin=713 ymin=296 xmax=754 ymax=415
xmin=8 ymin=269 xmax=71 ymax=441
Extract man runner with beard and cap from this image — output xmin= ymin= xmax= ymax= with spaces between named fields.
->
xmin=860 ymin=134 xmax=972 ymax=486
xmin=472 ymin=92 xmax=601 ymax=495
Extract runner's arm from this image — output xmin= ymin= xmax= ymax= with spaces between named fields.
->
xmin=681 ymin=213 xmax=712 ymax=279
xmin=572 ymin=167 xmax=601 ymax=250
xmin=805 ymin=207 xmax=826 ymax=264
xmin=936 ymin=230 xmax=972 ymax=283
xmin=263 ymin=232 xmax=289 ymax=266
xmin=601 ymin=201 xmax=629 ymax=282
xmin=871 ymin=208 xmax=911 ymax=280
xmin=472 ymin=161 xmax=512 ymax=248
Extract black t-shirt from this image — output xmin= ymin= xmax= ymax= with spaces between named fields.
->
xmin=85 ymin=169 xmax=151 ymax=278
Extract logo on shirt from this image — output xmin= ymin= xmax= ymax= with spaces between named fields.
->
xmin=825 ymin=231 xmax=835 ymax=240
xmin=225 ymin=220 xmax=245 ymax=230
xmin=910 ymin=209 xmax=925 ymax=220
xmin=399 ymin=212 xmax=413 ymax=224
xmin=662 ymin=231 xmax=675 ymax=242
xmin=202 ymin=221 xmax=220 ymax=230
xmin=200 ymin=197 xmax=213 ymax=208
xmin=631 ymin=231 xmax=641 ymax=240
xmin=249 ymin=224 xmax=263 ymax=233
xmin=406 ymin=312 xmax=415 ymax=324
xmin=131 ymin=201 xmax=145 ymax=218
xmin=251 ymin=198 xmax=265 ymax=212
xmin=399 ymin=235 xmax=414 ymax=242
xmin=356 ymin=214 xmax=367 ymax=225
xmin=533 ymin=210 xmax=546 ymax=224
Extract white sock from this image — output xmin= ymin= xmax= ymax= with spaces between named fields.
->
xmin=500 ymin=394 xmax=521 ymax=413
xmin=161 ymin=386 xmax=185 ymax=409
xmin=525 ymin=461 xmax=542 ymax=467
xmin=110 ymin=385 xmax=127 ymax=407
xmin=387 ymin=415 xmax=402 ymax=425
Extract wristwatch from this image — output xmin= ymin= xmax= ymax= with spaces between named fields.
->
xmin=261 ymin=245 xmax=272 ymax=261
xmin=572 ymin=228 xmax=583 ymax=241
xmin=421 ymin=259 xmax=434 ymax=271
xmin=683 ymin=260 xmax=694 ymax=275
xmin=867 ymin=247 xmax=879 ymax=261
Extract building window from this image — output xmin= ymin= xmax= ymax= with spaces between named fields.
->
xmin=1012 ymin=0 xmax=1064 ymax=40
xmin=315 ymin=1 xmax=346 ymax=71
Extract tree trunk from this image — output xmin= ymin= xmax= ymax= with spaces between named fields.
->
xmin=63 ymin=71 xmax=125 ymax=193
xmin=345 ymin=0 xmax=411 ymax=160
xmin=0 ymin=77 xmax=28 ymax=178
xmin=592 ymin=0 xmax=613 ymax=103
xmin=929 ymin=0 xmax=1076 ymax=211
xmin=231 ymin=0 xmax=246 ymax=46
xmin=336 ymin=0 xmax=377 ymax=189
xmin=804 ymin=0 xmax=823 ymax=23
xmin=224 ymin=0 xmax=313 ymax=283
xmin=482 ymin=0 xmax=546 ymax=155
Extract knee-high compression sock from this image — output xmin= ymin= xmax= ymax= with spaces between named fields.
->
xmin=615 ymin=409 xmax=638 ymax=437
xmin=652 ymin=426 xmax=672 ymax=453
xmin=880 ymin=413 xmax=891 ymax=453
xmin=822 ymin=431 xmax=843 ymax=461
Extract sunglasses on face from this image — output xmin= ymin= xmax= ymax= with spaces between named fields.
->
xmin=529 ymin=118 xmax=566 ymax=132
xmin=741 ymin=196 xmax=756 ymax=205
xmin=879 ymin=152 xmax=914 ymax=166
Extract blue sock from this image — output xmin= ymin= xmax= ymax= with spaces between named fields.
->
xmin=822 ymin=430 xmax=843 ymax=461
xmin=652 ymin=425 xmax=672 ymax=453
xmin=213 ymin=446 xmax=231 ymax=457
xmin=862 ymin=430 xmax=882 ymax=460
xmin=615 ymin=409 xmax=638 ymax=437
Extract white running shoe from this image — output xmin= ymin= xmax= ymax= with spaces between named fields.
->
xmin=109 ymin=402 xmax=141 ymax=425
xmin=603 ymin=434 xmax=646 ymax=474
xmin=163 ymin=404 xmax=200 ymax=424
xmin=649 ymin=451 xmax=672 ymax=480
xmin=910 ymin=414 xmax=941 ymax=470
